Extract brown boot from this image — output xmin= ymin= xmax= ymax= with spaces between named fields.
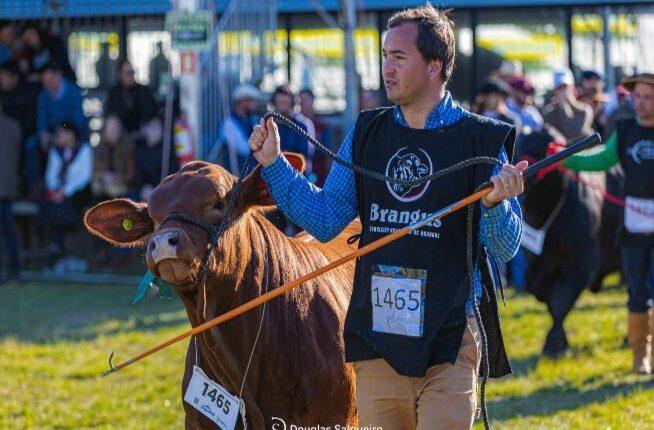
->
xmin=649 ymin=309 xmax=654 ymax=372
xmin=628 ymin=312 xmax=651 ymax=374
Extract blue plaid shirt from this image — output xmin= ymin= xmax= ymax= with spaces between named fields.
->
xmin=261 ymin=92 xmax=522 ymax=314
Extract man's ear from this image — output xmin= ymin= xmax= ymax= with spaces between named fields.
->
xmin=236 ymin=152 xmax=306 ymax=211
xmin=428 ymin=60 xmax=442 ymax=79
xmin=84 ymin=198 xmax=154 ymax=247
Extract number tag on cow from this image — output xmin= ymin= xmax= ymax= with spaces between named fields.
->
xmin=184 ymin=365 xmax=240 ymax=430
xmin=624 ymin=196 xmax=654 ymax=234
xmin=371 ymin=265 xmax=426 ymax=337
xmin=521 ymin=221 xmax=545 ymax=255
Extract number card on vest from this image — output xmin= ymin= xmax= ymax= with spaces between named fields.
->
xmin=184 ymin=365 xmax=240 ymax=430
xmin=624 ymin=196 xmax=654 ymax=234
xmin=521 ymin=221 xmax=546 ymax=255
xmin=371 ymin=265 xmax=426 ymax=337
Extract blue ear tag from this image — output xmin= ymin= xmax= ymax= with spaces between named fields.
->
xmin=133 ymin=270 xmax=155 ymax=304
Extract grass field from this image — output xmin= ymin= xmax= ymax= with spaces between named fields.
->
xmin=1 ymin=281 xmax=653 ymax=429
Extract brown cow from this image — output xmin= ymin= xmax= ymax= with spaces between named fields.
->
xmin=85 ymin=155 xmax=359 ymax=429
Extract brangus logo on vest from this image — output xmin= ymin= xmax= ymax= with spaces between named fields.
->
xmin=369 ymin=202 xmax=442 ymax=229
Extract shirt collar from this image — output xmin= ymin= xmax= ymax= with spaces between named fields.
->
xmin=393 ymin=91 xmax=458 ymax=128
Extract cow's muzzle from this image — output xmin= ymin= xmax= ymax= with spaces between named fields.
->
xmin=149 ymin=230 xmax=180 ymax=264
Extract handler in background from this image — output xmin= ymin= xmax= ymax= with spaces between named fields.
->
xmin=565 ymin=73 xmax=654 ymax=375
xmin=250 ymin=5 xmax=526 ymax=429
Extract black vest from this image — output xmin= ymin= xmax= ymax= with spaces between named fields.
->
xmin=347 ymin=107 xmax=515 ymax=377
xmin=617 ymin=119 xmax=654 ymax=246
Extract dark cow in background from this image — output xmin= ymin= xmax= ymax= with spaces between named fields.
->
xmin=517 ymin=130 xmax=615 ymax=358
xmin=85 ymin=154 xmax=358 ymax=429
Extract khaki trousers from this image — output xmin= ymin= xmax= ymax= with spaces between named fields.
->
xmin=353 ymin=317 xmax=481 ymax=430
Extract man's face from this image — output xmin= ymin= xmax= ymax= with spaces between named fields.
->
xmin=0 ymin=70 xmax=18 ymax=91
xmin=632 ymin=82 xmax=654 ymax=122
xmin=484 ymin=93 xmax=501 ymax=111
xmin=299 ymin=92 xmax=313 ymax=114
xmin=41 ymin=69 xmax=62 ymax=94
xmin=54 ymin=127 xmax=75 ymax=148
xmin=0 ymin=25 xmax=14 ymax=45
xmin=273 ymin=93 xmax=294 ymax=116
xmin=120 ymin=62 xmax=136 ymax=87
xmin=512 ymin=90 xmax=528 ymax=107
xmin=382 ymin=22 xmax=438 ymax=106
xmin=236 ymin=97 xmax=256 ymax=115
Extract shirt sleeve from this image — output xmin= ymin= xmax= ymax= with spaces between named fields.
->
xmin=564 ymin=131 xmax=620 ymax=172
xmin=478 ymin=147 xmax=523 ymax=263
xmin=261 ymin=128 xmax=358 ymax=242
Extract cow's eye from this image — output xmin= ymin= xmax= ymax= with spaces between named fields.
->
xmin=214 ymin=200 xmax=225 ymax=210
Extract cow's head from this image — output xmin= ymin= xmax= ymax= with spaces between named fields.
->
xmin=85 ymin=154 xmax=306 ymax=291
xmin=515 ymin=128 xmax=565 ymax=185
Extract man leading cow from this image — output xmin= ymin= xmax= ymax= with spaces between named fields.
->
xmin=249 ymin=5 xmax=527 ymax=429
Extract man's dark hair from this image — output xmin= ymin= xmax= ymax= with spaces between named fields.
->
xmin=387 ymin=4 xmax=456 ymax=82
xmin=299 ymin=88 xmax=314 ymax=99
xmin=41 ymin=60 xmax=62 ymax=74
xmin=0 ymin=59 xmax=21 ymax=77
xmin=272 ymin=84 xmax=295 ymax=104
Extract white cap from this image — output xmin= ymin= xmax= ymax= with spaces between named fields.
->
xmin=553 ymin=69 xmax=574 ymax=88
xmin=232 ymin=84 xmax=260 ymax=102
xmin=498 ymin=60 xmax=523 ymax=77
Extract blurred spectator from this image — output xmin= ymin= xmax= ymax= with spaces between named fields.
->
xmin=0 ymin=60 xmax=39 ymax=147
xmin=497 ymin=60 xmax=523 ymax=81
xmin=604 ymin=85 xmax=636 ymax=138
xmin=579 ymin=70 xmax=604 ymax=94
xmin=0 ymin=110 xmax=21 ymax=281
xmin=37 ymin=61 xmax=88 ymax=142
xmin=219 ymin=84 xmax=260 ymax=174
xmin=19 ymin=26 xmax=76 ymax=82
xmin=149 ymin=42 xmax=170 ymax=103
xmin=92 ymin=115 xmax=135 ymax=199
xmin=542 ymin=69 xmax=594 ymax=143
xmin=300 ymin=88 xmax=333 ymax=185
xmin=133 ymin=116 xmax=179 ymax=202
xmin=471 ymin=79 xmax=521 ymax=126
xmin=41 ymin=122 xmax=93 ymax=259
xmin=26 ymin=61 xmax=87 ymax=194
xmin=272 ymin=85 xmax=312 ymax=164
xmin=94 ymin=42 xmax=117 ymax=90
xmin=577 ymin=87 xmax=609 ymax=137
xmin=105 ymin=59 xmax=157 ymax=133
xmin=506 ymin=76 xmax=543 ymax=132
xmin=0 ymin=21 xmax=16 ymax=66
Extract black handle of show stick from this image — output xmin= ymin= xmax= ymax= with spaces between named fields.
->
xmin=523 ymin=132 xmax=601 ymax=178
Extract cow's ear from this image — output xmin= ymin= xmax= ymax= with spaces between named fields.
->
xmin=283 ymin=152 xmax=306 ymax=174
xmin=84 ymin=198 xmax=154 ymax=247
xmin=237 ymin=152 xmax=306 ymax=210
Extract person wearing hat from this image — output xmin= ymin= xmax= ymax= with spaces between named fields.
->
xmin=472 ymin=78 xmax=521 ymax=126
xmin=565 ymin=73 xmax=654 ymax=374
xmin=542 ymin=69 xmax=594 ymax=143
xmin=506 ymin=75 xmax=543 ymax=132
xmin=218 ymin=84 xmax=261 ymax=174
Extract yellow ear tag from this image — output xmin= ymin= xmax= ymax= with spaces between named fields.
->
xmin=122 ymin=218 xmax=133 ymax=231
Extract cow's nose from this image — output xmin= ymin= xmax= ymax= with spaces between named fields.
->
xmin=149 ymin=231 xmax=180 ymax=264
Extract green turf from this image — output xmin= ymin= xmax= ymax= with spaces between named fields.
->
xmin=1 ymin=282 xmax=652 ymax=429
